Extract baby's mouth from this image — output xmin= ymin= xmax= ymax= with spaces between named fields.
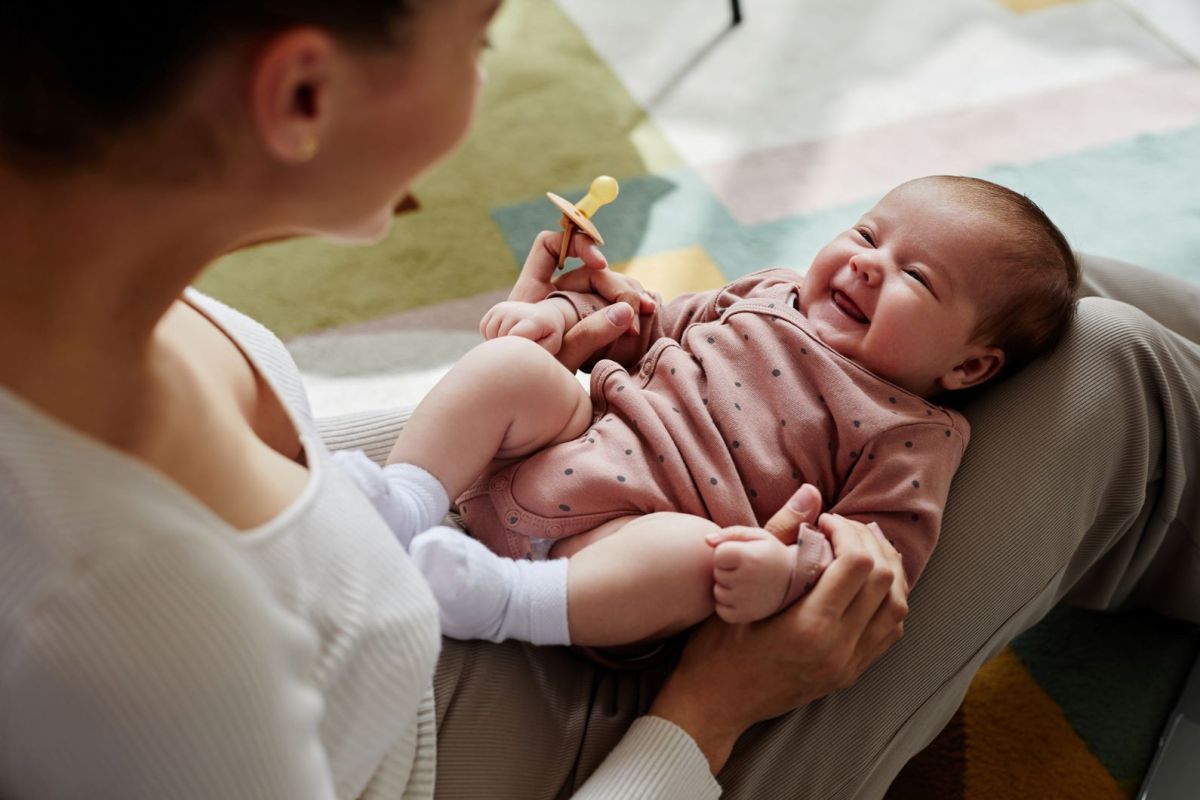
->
xmin=832 ymin=290 xmax=868 ymax=323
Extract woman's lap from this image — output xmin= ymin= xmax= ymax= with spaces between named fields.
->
xmin=317 ymin=254 xmax=1200 ymax=798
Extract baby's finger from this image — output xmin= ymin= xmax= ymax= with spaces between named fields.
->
xmin=483 ymin=313 xmax=504 ymax=340
xmin=704 ymin=526 xmax=767 ymax=547
xmin=713 ymin=584 xmax=742 ymax=608
xmin=507 ymin=319 xmax=542 ymax=341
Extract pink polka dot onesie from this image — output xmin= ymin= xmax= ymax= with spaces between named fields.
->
xmin=458 ymin=269 xmax=969 ymax=589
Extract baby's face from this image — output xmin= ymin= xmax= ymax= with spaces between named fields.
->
xmin=797 ymin=180 xmax=1006 ymax=397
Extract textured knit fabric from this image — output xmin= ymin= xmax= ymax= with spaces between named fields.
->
xmin=459 ymin=269 xmax=967 ymax=589
xmin=0 ymin=289 xmax=442 ymax=800
xmin=0 ymin=289 xmax=719 ymax=800
xmin=318 ymin=254 xmax=1200 ymax=800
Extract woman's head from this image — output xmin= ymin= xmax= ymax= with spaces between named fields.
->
xmin=0 ymin=0 xmax=500 ymax=242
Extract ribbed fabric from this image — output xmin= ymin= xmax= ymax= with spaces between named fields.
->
xmin=574 ymin=717 xmax=720 ymax=799
xmin=0 ymin=287 xmax=723 ymax=800
xmin=368 ymin=254 xmax=1200 ymax=799
xmin=0 ymin=290 xmax=440 ymax=800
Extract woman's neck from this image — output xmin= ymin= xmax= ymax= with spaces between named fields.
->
xmin=0 ymin=164 xmax=258 ymax=441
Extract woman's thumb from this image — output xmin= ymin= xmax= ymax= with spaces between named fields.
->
xmin=763 ymin=483 xmax=823 ymax=544
xmin=557 ymin=302 xmax=635 ymax=372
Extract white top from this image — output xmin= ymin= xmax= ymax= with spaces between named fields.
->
xmin=0 ymin=290 xmax=719 ymax=799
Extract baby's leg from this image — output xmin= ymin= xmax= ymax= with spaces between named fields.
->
xmin=559 ymin=515 xmax=805 ymax=643
xmin=553 ymin=512 xmax=725 ymax=647
xmin=388 ymin=336 xmax=592 ymax=500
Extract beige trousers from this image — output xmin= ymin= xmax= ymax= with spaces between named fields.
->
xmin=317 ymin=254 xmax=1200 ymax=799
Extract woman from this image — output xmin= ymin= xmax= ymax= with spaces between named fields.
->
xmin=0 ymin=2 xmax=907 ymax=798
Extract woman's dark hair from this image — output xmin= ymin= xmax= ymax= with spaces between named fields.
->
xmin=0 ymin=2 xmax=424 ymax=173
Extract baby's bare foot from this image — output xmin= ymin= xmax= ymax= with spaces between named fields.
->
xmin=711 ymin=530 xmax=795 ymax=623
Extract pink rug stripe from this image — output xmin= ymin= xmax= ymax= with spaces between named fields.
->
xmin=698 ymin=64 xmax=1200 ymax=225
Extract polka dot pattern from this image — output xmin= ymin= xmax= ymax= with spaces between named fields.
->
xmin=456 ymin=278 xmax=966 ymax=582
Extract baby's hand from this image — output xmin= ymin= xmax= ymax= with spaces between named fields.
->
xmin=479 ymin=299 xmax=575 ymax=352
xmin=707 ymin=527 xmax=796 ymax=623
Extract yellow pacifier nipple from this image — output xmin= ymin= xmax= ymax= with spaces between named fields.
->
xmin=574 ymin=176 xmax=619 ymax=219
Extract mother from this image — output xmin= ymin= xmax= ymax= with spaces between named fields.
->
xmin=1 ymin=1 xmax=1197 ymax=799
xmin=0 ymin=2 xmax=908 ymax=798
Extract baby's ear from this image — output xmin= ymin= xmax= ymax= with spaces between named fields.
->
xmin=940 ymin=346 xmax=1004 ymax=391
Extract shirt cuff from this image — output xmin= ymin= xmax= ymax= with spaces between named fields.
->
xmin=573 ymin=716 xmax=720 ymax=800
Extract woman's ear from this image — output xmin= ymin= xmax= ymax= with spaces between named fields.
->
xmin=248 ymin=28 xmax=338 ymax=163
xmin=939 ymin=345 xmax=1005 ymax=391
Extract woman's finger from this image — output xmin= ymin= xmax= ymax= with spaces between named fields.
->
xmin=508 ymin=231 xmax=569 ymax=303
xmin=761 ymin=484 xmax=823 ymax=545
xmin=569 ymin=232 xmax=609 ymax=270
xmin=553 ymin=267 xmax=655 ymax=322
xmin=509 ymin=230 xmax=612 ymax=305
xmin=801 ymin=517 xmax=878 ymax=619
xmin=556 ymin=302 xmax=636 ymax=372
xmin=820 ymin=516 xmax=897 ymax=640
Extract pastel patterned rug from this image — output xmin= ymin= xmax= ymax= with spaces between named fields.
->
xmin=197 ymin=0 xmax=1200 ymax=795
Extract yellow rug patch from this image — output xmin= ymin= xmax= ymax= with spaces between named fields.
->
xmin=611 ymin=246 xmax=726 ymax=301
xmin=964 ymin=649 xmax=1125 ymax=799
xmin=996 ymin=0 xmax=1084 ymax=13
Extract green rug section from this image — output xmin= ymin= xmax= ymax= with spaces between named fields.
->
xmin=195 ymin=0 xmax=679 ymax=338
xmin=492 ymin=123 xmax=1200 ymax=289
xmin=989 ymin=124 xmax=1200 ymax=282
xmin=1010 ymin=605 xmax=1200 ymax=786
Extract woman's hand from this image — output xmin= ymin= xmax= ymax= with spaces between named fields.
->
xmin=507 ymin=230 xmax=656 ymax=370
xmin=648 ymin=487 xmax=909 ymax=775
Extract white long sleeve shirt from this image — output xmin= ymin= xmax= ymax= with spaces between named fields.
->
xmin=0 ymin=289 xmax=718 ymax=799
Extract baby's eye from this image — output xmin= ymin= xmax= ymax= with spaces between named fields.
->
xmin=905 ymin=269 xmax=930 ymax=288
xmin=856 ymin=228 xmax=875 ymax=246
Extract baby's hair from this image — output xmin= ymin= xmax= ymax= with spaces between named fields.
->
xmin=0 ymin=1 xmax=428 ymax=174
xmin=922 ymin=175 xmax=1080 ymax=381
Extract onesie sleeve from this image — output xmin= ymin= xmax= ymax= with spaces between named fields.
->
xmin=550 ymin=268 xmax=802 ymax=371
xmin=828 ymin=418 xmax=969 ymax=586
xmin=2 ymin=533 xmax=337 ymax=800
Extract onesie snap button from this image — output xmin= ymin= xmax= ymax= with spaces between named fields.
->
xmin=505 ymin=511 xmax=520 ymax=526
xmin=490 ymin=476 xmax=509 ymax=491
xmin=547 ymin=524 xmax=563 ymax=537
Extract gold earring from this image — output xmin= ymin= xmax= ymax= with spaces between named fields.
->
xmin=298 ymin=134 xmax=319 ymax=162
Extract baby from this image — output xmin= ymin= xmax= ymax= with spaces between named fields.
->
xmin=369 ymin=175 xmax=1079 ymax=648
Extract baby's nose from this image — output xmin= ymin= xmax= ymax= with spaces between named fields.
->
xmin=850 ymin=257 xmax=879 ymax=285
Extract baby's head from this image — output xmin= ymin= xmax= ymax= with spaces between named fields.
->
xmin=797 ymin=175 xmax=1079 ymax=398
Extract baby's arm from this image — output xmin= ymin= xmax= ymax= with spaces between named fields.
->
xmin=831 ymin=420 xmax=969 ymax=587
xmin=550 ymin=267 xmax=804 ymax=372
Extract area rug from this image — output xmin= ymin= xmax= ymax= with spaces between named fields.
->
xmin=196 ymin=0 xmax=1200 ymax=796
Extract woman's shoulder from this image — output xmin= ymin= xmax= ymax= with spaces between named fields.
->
xmin=183 ymin=288 xmax=313 ymax=427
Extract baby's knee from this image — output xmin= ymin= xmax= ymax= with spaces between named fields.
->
xmin=463 ymin=336 xmax=567 ymax=397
